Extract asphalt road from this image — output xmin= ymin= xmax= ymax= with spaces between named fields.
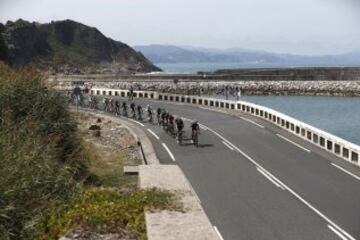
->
xmin=83 ymin=95 xmax=360 ymax=240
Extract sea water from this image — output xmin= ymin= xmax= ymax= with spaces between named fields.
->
xmin=211 ymin=95 xmax=360 ymax=145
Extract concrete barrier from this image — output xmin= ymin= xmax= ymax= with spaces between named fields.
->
xmin=90 ymin=87 xmax=360 ymax=167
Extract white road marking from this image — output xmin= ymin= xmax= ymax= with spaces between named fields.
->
xmin=257 ymin=167 xmax=286 ymax=189
xmin=328 ymin=224 xmax=352 ymax=240
xmin=331 ymin=163 xmax=360 ymax=181
xmin=257 ymin=167 xmax=285 ymax=190
xmin=147 ymin=129 xmax=160 ymax=140
xmin=199 ymin=123 xmax=208 ymax=131
xmin=182 ymin=117 xmax=207 ymax=130
xmin=107 ymin=100 xmax=355 ymax=239
xmin=199 ymin=106 xmax=211 ymax=111
xmin=162 ymin=143 xmax=176 ymax=161
xmin=213 ymin=226 xmax=224 ymax=240
xmin=276 ymin=134 xmax=311 ymax=153
xmin=127 ymin=118 xmax=145 ymax=126
xmin=201 ymin=124 xmax=356 ymax=240
xmin=240 ymin=117 xmax=265 ymax=128
xmin=182 ymin=117 xmax=194 ymax=122
xmin=222 ymin=141 xmax=234 ymax=151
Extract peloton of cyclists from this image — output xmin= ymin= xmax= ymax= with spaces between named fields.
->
xmin=84 ymin=93 xmax=201 ymax=146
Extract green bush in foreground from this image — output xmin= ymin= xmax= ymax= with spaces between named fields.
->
xmin=0 ymin=62 xmax=90 ymax=239
xmin=35 ymin=188 xmax=182 ymax=240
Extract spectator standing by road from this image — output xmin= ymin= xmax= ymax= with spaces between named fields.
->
xmin=129 ymin=85 xmax=134 ymax=100
xmin=225 ymin=85 xmax=229 ymax=100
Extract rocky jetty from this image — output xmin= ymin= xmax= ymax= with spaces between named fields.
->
xmin=213 ymin=67 xmax=360 ymax=81
xmin=55 ymin=79 xmax=360 ymax=97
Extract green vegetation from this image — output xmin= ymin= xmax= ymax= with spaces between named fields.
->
xmin=35 ymin=188 xmax=181 ymax=240
xmin=0 ymin=61 xmax=89 ymax=239
xmin=0 ymin=62 xmax=179 ymax=239
xmin=82 ymin=140 xmax=138 ymax=187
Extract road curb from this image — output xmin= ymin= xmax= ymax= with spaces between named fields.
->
xmin=73 ymin=108 xmax=218 ymax=239
xmin=139 ymin=165 xmax=219 ymax=240
xmin=73 ymin=107 xmax=160 ymax=165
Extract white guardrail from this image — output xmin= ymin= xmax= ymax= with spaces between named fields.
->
xmin=90 ymin=87 xmax=360 ymax=167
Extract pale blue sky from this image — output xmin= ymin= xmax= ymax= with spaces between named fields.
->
xmin=1 ymin=0 xmax=359 ymax=55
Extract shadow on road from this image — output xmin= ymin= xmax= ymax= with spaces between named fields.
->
xmin=197 ymin=143 xmax=214 ymax=148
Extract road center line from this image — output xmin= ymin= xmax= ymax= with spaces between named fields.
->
xmin=328 ymin=224 xmax=351 ymax=240
xmin=127 ymin=118 xmax=145 ymax=126
xmin=199 ymin=124 xmax=208 ymax=131
xmin=257 ymin=168 xmax=285 ymax=190
xmin=240 ymin=117 xmax=265 ymax=128
xmin=162 ymin=143 xmax=176 ymax=162
xmin=147 ymin=129 xmax=160 ymax=140
xmin=182 ymin=117 xmax=194 ymax=122
xmin=182 ymin=117 xmax=207 ymax=130
xmin=201 ymin=124 xmax=356 ymax=240
xmin=331 ymin=163 xmax=360 ymax=181
xmin=276 ymin=134 xmax=311 ymax=153
xmin=213 ymin=226 xmax=224 ymax=240
xmin=222 ymin=141 xmax=234 ymax=151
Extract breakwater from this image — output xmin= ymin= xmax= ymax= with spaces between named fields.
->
xmin=53 ymin=78 xmax=360 ymax=96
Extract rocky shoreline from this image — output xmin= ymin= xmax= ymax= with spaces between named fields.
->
xmin=54 ymin=79 xmax=360 ymax=97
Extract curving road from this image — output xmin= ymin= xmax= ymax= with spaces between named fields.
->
xmin=87 ymin=95 xmax=360 ymax=240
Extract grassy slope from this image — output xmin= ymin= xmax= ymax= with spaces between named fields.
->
xmin=0 ymin=62 xmax=179 ymax=240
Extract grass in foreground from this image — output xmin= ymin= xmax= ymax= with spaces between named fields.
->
xmin=35 ymin=188 xmax=182 ymax=240
xmin=0 ymin=62 xmax=182 ymax=239
xmin=81 ymin=137 xmax=138 ymax=188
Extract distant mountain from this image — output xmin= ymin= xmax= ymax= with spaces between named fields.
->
xmin=0 ymin=19 xmax=161 ymax=74
xmin=134 ymin=44 xmax=360 ymax=67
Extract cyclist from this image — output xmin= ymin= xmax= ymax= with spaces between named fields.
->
xmin=109 ymin=98 xmax=114 ymax=113
xmin=191 ymin=120 xmax=200 ymax=146
xmin=90 ymin=95 xmax=98 ymax=109
xmin=168 ymin=114 xmax=175 ymax=136
xmin=165 ymin=111 xmax=170 ymax=125
xmin=146 ymin=105 xmax=153 ymax=123
xmin=122 ymin=102 xmax=128 ymax=117
xmin=175 ymin=117 xmax=184 ymax=144
xmin=161 ymin=110 xmax=167 ymax=128
xmin=130 ymin=102 xmax=136 ymax=118
xmin=137 ymin=105 xmax=143 ymax=120
xmin=156 ymin=107 xmax=162 ymax=125
xmin=103 ymin=97 xmax=109 ymax=112
xmin=115 ymin=100 xmax=120 ymax=115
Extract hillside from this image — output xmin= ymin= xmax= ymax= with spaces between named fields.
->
xmin=134 ymin=44 xmax=360 ymax=67
xmin=0 ymin=19 xmax=161 ymax=74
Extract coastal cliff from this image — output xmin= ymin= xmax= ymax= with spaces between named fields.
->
xmin=0 ymin=19 xmax=161 ymax=74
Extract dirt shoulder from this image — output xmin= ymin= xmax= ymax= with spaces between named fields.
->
xmin=74 ymin=111 xmax=142 ymax=188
